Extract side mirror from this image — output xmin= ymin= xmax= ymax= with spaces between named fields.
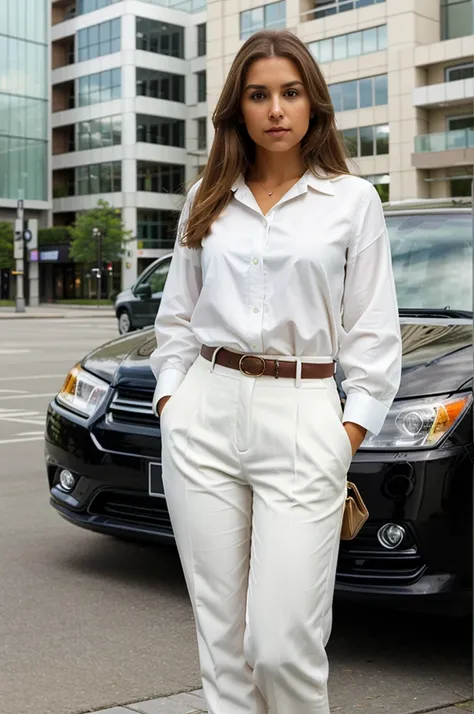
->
xmin=134 ymin=282 xmax=152 ymax=299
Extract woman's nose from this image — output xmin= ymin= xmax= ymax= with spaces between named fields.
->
xmin=269 ymin=97 xmax=284 ymax=119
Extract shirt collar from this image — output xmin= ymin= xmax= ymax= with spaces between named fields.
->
xmin=231 ymin=168 xmax=336 ymax=195
xmin=304 ymin=169 xmax=336 ymax=196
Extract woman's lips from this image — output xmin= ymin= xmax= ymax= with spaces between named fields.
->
xmin=266 ymin=129 xmax=289 ymax=138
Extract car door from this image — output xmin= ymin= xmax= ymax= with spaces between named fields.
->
xmin=143 ymin=257 xmax=172 ymax=325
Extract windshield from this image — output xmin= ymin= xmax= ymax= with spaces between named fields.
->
xmin=385 ymin=212 xmax=472 ymax=313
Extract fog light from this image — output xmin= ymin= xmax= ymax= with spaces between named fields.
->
xmin=59 ymin=469 xmax=76 ymax=492
xmin=377 ymin=523 xmax=405 ymax=549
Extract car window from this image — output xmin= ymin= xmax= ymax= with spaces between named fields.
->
xmin=385 ymin=213 xmax=472 ymax=311
xmin=147 ymin=259 xmax=171 ymax=296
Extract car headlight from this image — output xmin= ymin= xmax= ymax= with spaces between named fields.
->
xmin=362 ymin=392 xmax=472 ymax=450
xmin=56 ymin=364 xmax=110 ymax=418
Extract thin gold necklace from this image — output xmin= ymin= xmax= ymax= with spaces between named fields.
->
xmin=258 ymin=179 xmax=274 ymax=196
xmin=254 ymin=174 xmax=303 ymax=197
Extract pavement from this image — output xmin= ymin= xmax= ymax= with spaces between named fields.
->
xmin=0 ymin=302 xmax=115 ymax=319
xmin=77 ymin=690 xmax=474 ymax=714
xmin=0 ymin=317 xmax=471 ymax=714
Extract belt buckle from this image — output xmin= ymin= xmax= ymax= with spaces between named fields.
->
xmin=239 ymin=354 xmax=266 ymax=377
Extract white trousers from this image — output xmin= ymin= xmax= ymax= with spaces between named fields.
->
xmin=160 ymin=354 xmax=353 ymax=714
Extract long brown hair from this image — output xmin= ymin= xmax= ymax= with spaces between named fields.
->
xmin=183 ymin=29 xmax=350 ymax=249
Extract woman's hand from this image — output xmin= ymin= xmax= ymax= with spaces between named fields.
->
xmin=157 ymin=395 xmax=171 ymax=417
xmin=343 ymin=421 xmax=367 ymax=456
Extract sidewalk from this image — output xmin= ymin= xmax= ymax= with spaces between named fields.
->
xmin=84 ymin=689 xmax=473 ymax=714
xmin=0 ymin=303 xmax=115 ymax=319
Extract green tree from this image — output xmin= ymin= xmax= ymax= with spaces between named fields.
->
xmin=0 ymin=222 xmax=14 ymax=270
xmin=69 ymin=199 xmax=131 ymax=264
xmin=38 ymin=227 xmax=71 ymax=246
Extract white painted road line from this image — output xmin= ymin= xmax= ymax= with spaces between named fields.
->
xmin=15 ymin=431 xmax=45 ymax=436
xmin=0 ymin=389 xmax=29 ymax=394
xmin=0 ymin=349 xmax=32 ymax=354
xmin=0 ymin=393 xmax=53 ymax=401
xmin=0 ymin=374 xmax=65 ymax=382
xmin=2 ymin=418 xmax=45 ymax=425
xmin=0 ymin=436 xmax=44 ymax=445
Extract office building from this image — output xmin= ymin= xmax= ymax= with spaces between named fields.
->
xmin=0 ymin=0 xmax=51 ymax=300
xmin=51 ymin=0 xmax=207 ymax=292
xmin=207 ymin=0 xmax=474 ymax=203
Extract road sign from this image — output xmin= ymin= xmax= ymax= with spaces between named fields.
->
xmin=23 ymin=229 xmax=32 ymax=243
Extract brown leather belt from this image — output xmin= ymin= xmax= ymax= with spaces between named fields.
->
xmin=200 ymin=345 xmax=335 ymax=379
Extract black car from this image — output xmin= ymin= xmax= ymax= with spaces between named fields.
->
xmin=114 ymin=255 xmax=172 ymax=334
xmin=45 ymin=202 xmax=473 ymax=611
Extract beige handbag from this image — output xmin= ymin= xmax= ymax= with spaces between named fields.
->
xmin=340 ymin=481 xmax=369 ymax=540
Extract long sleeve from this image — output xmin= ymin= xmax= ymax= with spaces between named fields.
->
xmin=338 ymin=183 xmax=402 ymax=436
xmin=149 ymin=182 xmax=202 ymax=414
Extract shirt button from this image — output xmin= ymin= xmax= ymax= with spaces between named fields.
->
xmin=253 ymin=307 xmax=259 ymax=313
xmin=252 ymin=344 xmax=257 ymax=349
xmin=253 ymin=258 xmax=259 ymax=265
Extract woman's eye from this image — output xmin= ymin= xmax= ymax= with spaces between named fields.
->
xmin=285 ymin=89 xmax=299 ymax=98
xmin=250 ymin=92 xmax=265 ymax=101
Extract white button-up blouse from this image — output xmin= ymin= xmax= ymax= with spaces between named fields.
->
xmin=150 ymin=169 xmax=402 ymax=435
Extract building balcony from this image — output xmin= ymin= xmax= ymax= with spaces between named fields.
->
xmin=413 ymin=78 xmax=474 ymax=109
xmin=300 ymin=0 xmax=385 ymax=22
xmin=52 ymin=0 xmax=77 ymax=26
xmin=412 ymin=129 xmax=474 ymax=169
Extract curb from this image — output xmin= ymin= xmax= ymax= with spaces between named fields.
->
xmin=0 ymin=313 xmax=115 ymax=320
xmin=76 ymin=692 xmax=474 ymax=714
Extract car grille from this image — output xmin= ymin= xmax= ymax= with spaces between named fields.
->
xmin=88 ymin=489 xmax=173 ymax=534
xmin=337 ymin=521 xmax=427 ymax=586
xmin=109 ymin=387 xmax=158 ymax=428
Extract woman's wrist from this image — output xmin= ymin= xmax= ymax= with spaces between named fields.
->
xmin=157 ymin=395 xmax=171 ymax=416
xmin=342 ymin=421 xmax=367 ymax=455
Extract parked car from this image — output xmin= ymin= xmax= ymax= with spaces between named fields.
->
xmin=114 ymin=255 xmax=172 ymax=334
xmin=45 ymin=200 xmax=473 ymax=612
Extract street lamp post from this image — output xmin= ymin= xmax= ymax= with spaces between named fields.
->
xmin=92 ymin=227 xmax=102 ymax=309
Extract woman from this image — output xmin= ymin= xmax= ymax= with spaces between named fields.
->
xmin=150 ymin=29 xmax=402 ymax=714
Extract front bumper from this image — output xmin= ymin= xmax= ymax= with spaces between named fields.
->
xmin=45 ymin=397 xmax=472 ymax=604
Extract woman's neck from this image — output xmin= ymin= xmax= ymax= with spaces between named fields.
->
xmin=249 ymin=147 xmax=305 ymax=186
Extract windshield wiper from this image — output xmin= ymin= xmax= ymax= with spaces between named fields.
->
xmin=399 ymin=307 xmax=473 ymax=319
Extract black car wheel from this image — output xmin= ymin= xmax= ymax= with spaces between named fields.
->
xmin=118 ymin=309 xmax=134 ymax=335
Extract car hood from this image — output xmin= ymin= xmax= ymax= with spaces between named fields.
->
xmin=82 ymin=320 xmax=473 ymax=398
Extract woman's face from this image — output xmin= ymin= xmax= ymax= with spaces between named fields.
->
xmin=240 ymin=56 xmax=312 ymax=155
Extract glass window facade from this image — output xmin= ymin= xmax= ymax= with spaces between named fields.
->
xmin=197 ymin=117 xmax=207 ymax=149
xmin=138 ymin=0 xmax=205 ymax=11
xmin=329 ymin=74 xmax=387 ymax=112
xmin=362 ymin=173 xmax=390 ymax=202
xmin=136 ymin=17 xmax=184 ymax=58
xmin=446 ymin=62 xmax=474 ymax=81
xmin=75 ymin=161 xmax=121 ymax=195
xmin=136 ymin=68 xmax=185 ymax=102
xmin=0 ymin=0 xmax=48 ymax=202
xmin=77 ymin=0 xmax=121 ymax=15
xmin=341 ymin=124 xmax=389 ymax=157
xmin=441 ymin=0 xmax=474 ymax=40
xmin=309 ymin=25 xmax=387 ymax=63
xmin=240 ymin=1 xmax=286 ymax=40
xmin=137 ymin=209 xmax=179 ymax=249
xmin=197 ymin=70 xmax=207 ymax=102
xmin=77 ymin=116 xmax=121 ymax=150
xmin=137 ymin=162 xmax=185 ymax=193
xmin=136 ymin=115 xmax=185 ymax=147
xmin=197 ymin=23 xmax=206 ymax=56
xmin=77 ymin=19 xmax=121 ymax=62
xmin=77 ymin=68 xmax=121 ymax=107
xmin=303 ymin=0 xmax=385 ymax=21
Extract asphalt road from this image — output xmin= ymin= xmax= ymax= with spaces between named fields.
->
xmin=0 ymin=318 xmax=471 ymax=714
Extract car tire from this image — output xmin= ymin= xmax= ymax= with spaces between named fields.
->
xmin=118 ymin=309 xmax=134 ymax=335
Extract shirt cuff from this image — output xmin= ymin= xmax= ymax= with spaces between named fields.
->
xmin=342 ymin=392 xmax=390 ymax=436
xmin=152 ymin=367 xmax=186 ymax=416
